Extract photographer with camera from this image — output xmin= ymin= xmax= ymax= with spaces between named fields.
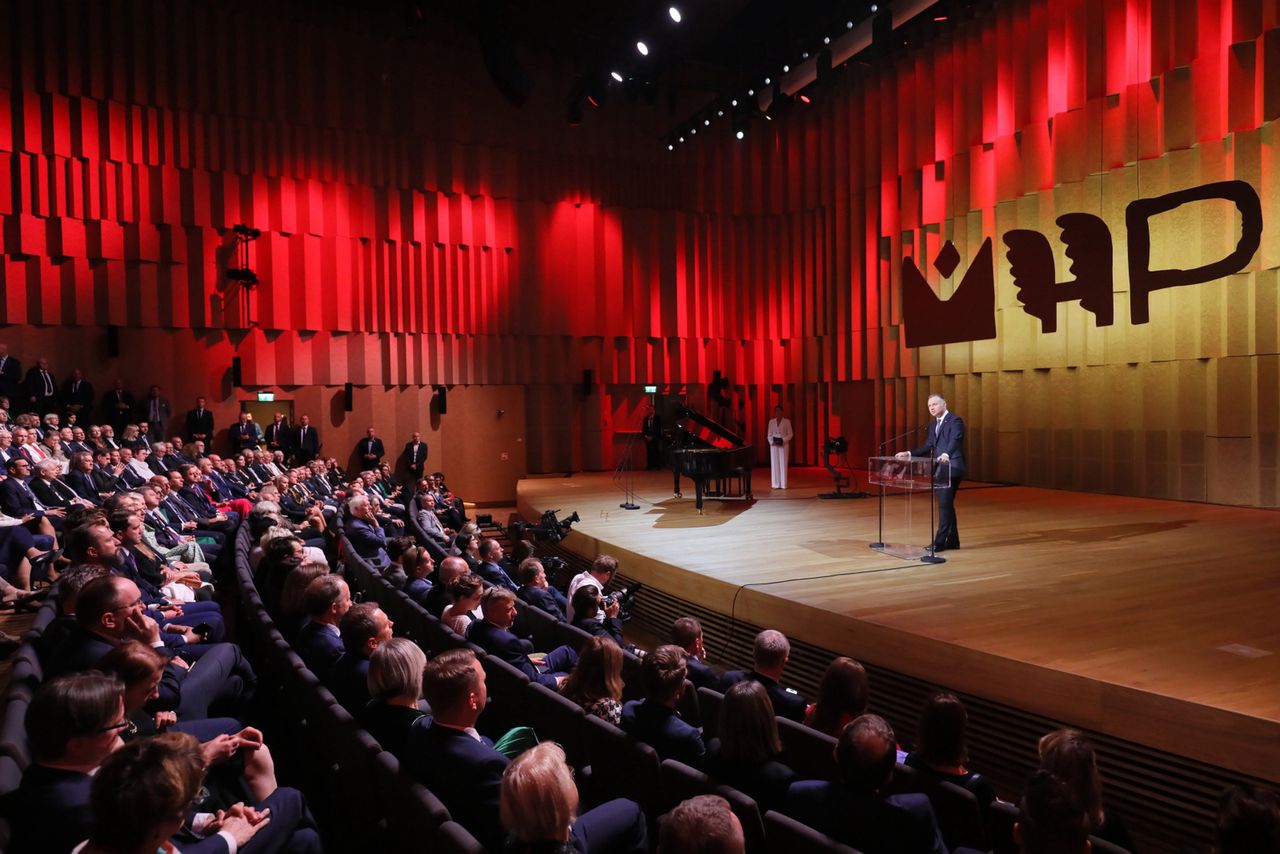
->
xmin=570 ymin=585 xmax=624 ymax=647
xmin=567 ymin=554 xmax=617 ymax=622
xmin=516 ymin=557 xmax=568 ymax=621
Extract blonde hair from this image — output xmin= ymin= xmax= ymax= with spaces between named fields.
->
xmin=500 ymin=742 xmax=578 ymax=843
xmin=368 ymin=638 xmax=427 ymax=701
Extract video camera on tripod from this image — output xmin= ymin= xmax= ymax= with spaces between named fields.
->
xmin=510 ymin=509 xmax=581 ymax=543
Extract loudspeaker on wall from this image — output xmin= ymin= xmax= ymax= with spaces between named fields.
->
xmin=231 ymin=357 xmax=242 ymax=386
xmin=106 ymin=326 xmax=120 ymax=358
xmin=436 ymin=385 xmax=448 ymax=414
xmin=343 ymin=382 xmax=353 ymax=411
xmin=581 ymin=369 xmax=593 ymax=395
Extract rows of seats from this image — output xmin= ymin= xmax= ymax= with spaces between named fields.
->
xmin=334 ymin=524 xmax=860 ymax=853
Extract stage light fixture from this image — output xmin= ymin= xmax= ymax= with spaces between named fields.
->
xmin=747 ymin=88 xmax=754 ymax=95
xmin=703 ymin=118 xmax=710 ymax=126
xmin=717 ymin=110 xmax=724 ymax=116
xmin=668 ymin=6 xmax=681 ymax=23
xmin=847 ymin=19 xmax=854 ymax=28
xmin=736 ymin=130 xmax=745 ymax=139
xmin=731 ymin=99 xmax=738 ymax=107
xmin=870 ymin=4 xmax=878 ymax=11
xmin=690 ymin=127 xmax=696 ymax=134
xmin=824 ymin=36 xmax=831 ymax=44
xmin=782 ymin=64 xmax=789 ymax=72
xmin=610 ymin=70 xmax=624 ymax=82
xmin=764 ymin=77 xmax=771 ymax=85
xmin=668 ymin=143 xmax=674 ymax=150
xmin=636 ymin=40 xmax=649 ymax=55
xmin=799 ymin=93 xmax=811 ymax=104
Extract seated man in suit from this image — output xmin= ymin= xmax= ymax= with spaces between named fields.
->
xmin=344 ymin=494 xmax=389 ymax=567
xmin=786 ymin=714 xmax=947 ymax=854
xmin=6 ymin=672 xmax=126 ymax=854
xmin=30 ymin=458 xmax=97 ymax=511
xmin=658 ymin=795 xmax=745 ymax=854
xmin=412 ymin=488 xmax=454 ymax=557
xmin=327 ymin=602 xmax=394 ymax=715
xmin=46 ymin=575 xmax=253 ymax=722
xmin=466 ymin=586 xmax=577 ymax=688
xmin=1 ymin=455 xmax=64 ymax=535
xmin=621 ymin=644 xmax=706 ymax=768
xmin=404 ymin=648 xmax=509 ymax=851
xmin=424 ymin=555 xmax=467 ymax=618
xmin=569 ymin=585 xmax=624 ymax=647
xmin=720 ymin=629 xmax=808 ymax=722
xmin=671 ymin=617 xmax=722 ymax=691
xmin=64 ymin=451 xmax=110 ymax=505
xmin=475 ymin=537 xmax=518 ymax=591
xmin=516 ymin=557 xmax=567 ymax=621
xmin=293 ymin=573 xmax=351 ymax=680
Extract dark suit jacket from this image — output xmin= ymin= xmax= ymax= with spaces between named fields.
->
xmin=45 ymin=622 xmax=117 ymax=679
xmin=63 ymin=468 xmax=103 ymax=505
xmin=786 ymin=781 xmax=947 ymax=854
xmin=402 ymin=440 xmax=428 ymax=473
xmin=465 ymin=619 xmax=554 ymax=687
xmin=573 ymin=614 xmax=624 ymax=646
xmin=686 ymin=656 xmax=722 ymax=691
xmin=720 ymin=670 xmax=808 ymax=722
xmin=185 ymin=407 xmax=215 ymax=441
xmin=30 ymin=476 xmax=82 ymax=510
xmin=706 ymin=739 xmax=796 ymax=814
xmin=101 ymin=387 xmax=135 ymax=425
xmin=264 ymin=420 xmax=290 ymax=451
xmin=518 ymin=585 xmax=567 ymax=621
xmin=23 ymin=367 xmax=57 ymax=405
xmin=230 ymin=422 xmax=259 ymax=451
xmin=403 ymin=577 xmax=433 ymax=607
xmin=355 ymin=437 xmax=385 ymax=469
xmin=295 ymin=621 xmax=345 ymax=680
xmin=0 ymin=476 xmax=41 ymax=518
xmin=911 ymin=413 xmax=966 ymax=478
xmin=423 ymin=583 xmax=453 ymax=618
xmin=404 ymin=718 xmax=510 ymax=852
xmin=477 ymin=559 xmax=518 ymax=591
xmin=6 ymin=763 xmax=93 ymax=854
xmin=0 ymin=354 xmax=22 ymax=400
xmin=60 ymin=378 xmax=94 ymax=415
xmin=621 ymin=698 xmax=706 ymax=768
xmin=327 ymin=653 xmax=372 ymax=715
xmin=345 ymin=516 xmax=389 ymax=566
xmin=294 ymin=425 xmax=321 ymax=460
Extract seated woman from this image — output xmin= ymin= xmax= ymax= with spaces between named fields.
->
xmin=441 ymin=571 xmax=483 ymax=636
xmin=904 ymin=692 xmax=996 ymax=806
xmin=559 ymin=635 xmax=624 ymax=724
xmin=802 ymin=656 xmax=869 ymax=738
xmin=358 ymin=637 xmax=428 ymax=759
xmin=501 ymin=741 xmax=647 ymax=854
xmin=569 ymin=585 xmax=623 ymax=646
xmin=706 ymin=679 xmax=796 ymax=814
xmin=96 ymin=640 xmax=279 ymax=806
xmin=1039 ymin=728 xmax=1137 ymax=852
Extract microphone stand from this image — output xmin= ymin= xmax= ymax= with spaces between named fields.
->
xmin=871 ymin=424 xmax=924 ymax=550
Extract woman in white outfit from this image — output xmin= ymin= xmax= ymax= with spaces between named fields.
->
xmin=766 ymin=406 xmax=793 ymax=489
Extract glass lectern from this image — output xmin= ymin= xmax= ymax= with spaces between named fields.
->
xmin=867 ymin=455 xmax=950 ymax=563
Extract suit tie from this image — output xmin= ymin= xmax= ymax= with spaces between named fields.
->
xmin=41 ymin=371 xmax=52 ymax=396
xmin=411 ymin=445 xmax=418 ymax=465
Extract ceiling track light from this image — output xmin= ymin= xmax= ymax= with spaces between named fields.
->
xmin=668 ymin=6 xmax=681 ymax=23
xmin=610 ymin=71 xmax=624 ymax=83
xmin=636 ymin=40 xmax=649 ymax=56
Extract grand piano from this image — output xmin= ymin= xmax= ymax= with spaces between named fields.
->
xmin=668 ymin=405 xmax=754 ymax=514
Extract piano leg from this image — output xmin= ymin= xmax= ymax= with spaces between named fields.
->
xmin=672 ymin=467 xmax=682 ymax=499
xmin=696 ymin=479 xmax=705 ymax=515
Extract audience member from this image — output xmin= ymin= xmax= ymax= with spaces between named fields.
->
xmin=707 ymin=679 xmax=796 ymax=813
xmin=621 ymin=644 xmax=705 ymax=767
xmin=803 ymin=655 xmax=868 ymax=737
xmin=786 ymin=714 xmax=947 ymax=854
xmin=441 ymin=571 xmax=484 ymax=635
xmin=328 ymin=602 xmax=394 ymax=714
xmin=404 ymin=648 xmax=509 ymax=850
xmin=560 ymin=635 xmax=625 ymax=724
xmin=294 ymin=574 xmax=351 ymax=680
xmin=904 ymin=691 xmax=996 ymax=807
xmin=358 ymin=637 xmax=428 ymax=760
xmin=500 ymin=741 xmax=648 ymax=854
xmin=672 ymin=617 xmax=720 ymax=690
xmin=720 ymin=629 xmax=807 ymax=722
xmin=658 ymin=795 xmax=745 ymax=854
xmin=516 ymin=556 xmax=567 ymax=620
xmin=1038 ymin=728 xmax=1136 ymax=852
xmin=1215 ymin=784 xmax=1280 ymax=854
xmin=467 ymin=586 xmax=578 ymax=687
xmin=1014 ymin=769 xmax=1090 ymax=854
xmin=570 ymin=584 xmax=624 ymax=646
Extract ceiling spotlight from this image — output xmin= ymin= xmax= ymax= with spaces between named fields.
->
xmin=764 ymin=77 xmax=771 ymax=85
xmin=668 ymin=6 xmax=681 ymax=23
xmin=871 ymin=4 xmax=878 ymax=11
xmin=636 ymin=41 xmax=649 ymax=56
xmin=717 ymin=110 xmax=724 ymax=116
xmin=847 ymin=20 xmax=854 ymax=28
xmin=731 ymin=99 xmax=738 ymax=107
xmin=703 ymin=119 xmax=710 ymax=126
xmin=668 ymin=143 xmax=674 ymax=150
xmin=782 ymin=65 xmax=789 ymax=73
xmin=747 ymin=88 xmax=754 ymax=95
xmin=736 ymin=130 xmax=745 ymax=140
xmin=679 ymin=136 xmax=685 ymax=142
xmin=823 ymin=36 xmax=831 ymax=44
xmin=802 ymin=52 xmax=809 ymax=59
xmin=610 ymin=71 xmax=624 ymax=83
xmin=690 ymin=127 xmax=696 ymax=134
xmin=799 ymin=94 xmax=811 ymax=104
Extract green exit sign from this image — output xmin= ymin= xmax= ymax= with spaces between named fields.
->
xmin=257 ymin=392 xmax=275 ymax=402
xmin=643 ymin=385 xmax=657 ymax=393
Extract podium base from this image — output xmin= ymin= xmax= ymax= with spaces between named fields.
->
xmin=920 ymin=554 xmax=947 ymax=564
xmin=869 ymin=542 xmax=887 ymax=550
xmin=818 ymin=491 xmax=870 ymax=500
xmin=619 ymin=502 xmax=639 ymax=510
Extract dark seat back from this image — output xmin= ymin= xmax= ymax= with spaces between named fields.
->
xmin=777 ymin=716 xmax=838 ymax=781
xmin=763 ymin=810 xmax=864 ymax=854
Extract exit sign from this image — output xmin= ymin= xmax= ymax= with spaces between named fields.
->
xmin=257 ymin=392 xmax=275 ymax=402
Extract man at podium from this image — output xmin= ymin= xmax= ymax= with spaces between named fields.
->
xmin=897 ymin=394 xmax=966 ymax=551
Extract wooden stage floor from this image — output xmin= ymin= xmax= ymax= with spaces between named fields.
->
xmin=517 ymin=468 xmax=1280 ymax=781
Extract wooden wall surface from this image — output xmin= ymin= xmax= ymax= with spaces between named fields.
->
xmin=1 ymin=0 xmax=1278 ymax=505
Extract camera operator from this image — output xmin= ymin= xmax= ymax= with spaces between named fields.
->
xmin=570 ymin=585 xmax=623 ymax=647
xmin=567 ymin=555 xmax=618 ymax=623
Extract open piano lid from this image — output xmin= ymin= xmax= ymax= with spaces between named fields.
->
xmin=678 ymin=405 xmax=746 ymax=451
